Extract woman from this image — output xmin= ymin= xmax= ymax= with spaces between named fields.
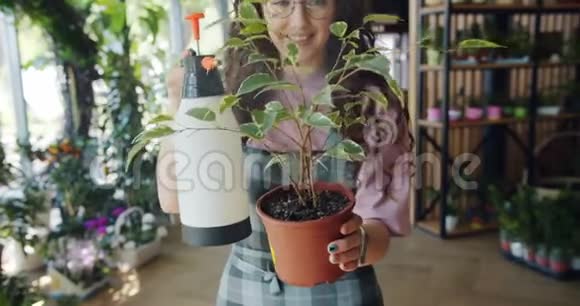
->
xmin=159 ymin=0 xmax=414 ymax=305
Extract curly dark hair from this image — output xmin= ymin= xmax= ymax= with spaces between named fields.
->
xmin=224 ymin=0 xmax=413 ymax=153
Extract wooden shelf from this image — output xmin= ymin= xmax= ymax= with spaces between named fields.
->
xmin=418 ymin=113 xmax=580 ymax=129
xmin=420 ymin=3 xmax=580 ymax=15
xmin=421 ymin=60 xmax=580 ymax=72
xmin=421 ymin=4 xmax=538 ymax=15
xmin=543 ymin=3 xmax=580 ymax=12
xmin=421 ymin=62 xmax=531 ymax=71
xmin=417 ymin=220 xmax=498 ymax=238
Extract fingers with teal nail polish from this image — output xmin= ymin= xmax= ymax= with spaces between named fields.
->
xmin=328 ymin=243 xmax=338 ymax=253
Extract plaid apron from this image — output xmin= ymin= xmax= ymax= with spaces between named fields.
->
xmin=216 ymin=145 xmax=385 ymax=306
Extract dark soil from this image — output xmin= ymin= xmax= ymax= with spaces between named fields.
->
xmin=261 ymin=189 xmax=350 ymax=222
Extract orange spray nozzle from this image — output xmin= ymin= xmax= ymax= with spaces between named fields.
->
xmin=185 ymin=13 xmax=205 ymax=41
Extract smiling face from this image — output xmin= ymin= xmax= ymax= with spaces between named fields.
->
xmin=262 ymin=0 xmax=337 ymax=70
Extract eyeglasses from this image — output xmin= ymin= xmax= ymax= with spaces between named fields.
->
xmin=265 ymin=0 xmax=331 ymax=20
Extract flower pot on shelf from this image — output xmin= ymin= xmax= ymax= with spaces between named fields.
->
xmin=514 ymin=107 xmax=528 ymax=119
xmin=537 ymin=106 xmax=561 ymax=116
xmin=427 ymin=49 xmax=442 ymax=66
xmin=549 ymin=248 xmax=571 ymax=275
xmin=522 ymin=244 xmax=536 ymax=265
xmin=487 ymin=106 xmax=503 ymax=120
xmin=427 ymin=107 xmax=442 ymax=121
xmin=510 ymin=241 xmax=524 ymax=259
xmin=535 ymin=245 xmax=550 ymax=270
xmin=445 ymin=215 xmax=459 ymax=233
xmin=256 ymin=181 xmax=355 ymax=287
xmin=465 ymin=107 xmax=484 ymax=120
xmin=0 ymin=239 xmax=44 ymax=275
xmin=572 ymin=256 xmax=580 ymax=272
xmin=449 ymin=109 xmax=463 ymax=121
xmin=499 ymin=230 xmax=511 ymax=253
xmin=46 ymin=265 xmax=109 ymax=300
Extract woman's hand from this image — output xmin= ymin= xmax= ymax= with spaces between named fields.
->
xmin=327 ymin=214 xmax=364 ymax=272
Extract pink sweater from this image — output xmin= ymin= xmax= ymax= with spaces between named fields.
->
xmin=247 ymin=69 xmax=413 ymax=236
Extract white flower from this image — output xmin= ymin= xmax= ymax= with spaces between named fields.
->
xmin=157 ymin=226 xmax=168 ymax=239
xmin=142 ymin=213 xmax=155 ymax=224
xmin=142 ymin=224 xmax=153 ymax=232
xmin=24 ymin=245 xmax=35 ymax=255
xmin=118 ymin=235 xmax=126 ymax=243
xmin=124 ymin=241 xmax=136 ymax=250
xmin=107 ymin=226 xmax=115 ymax=234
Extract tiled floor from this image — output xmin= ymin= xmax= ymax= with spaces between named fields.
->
xmin=85 ymin=227 xmax=580 ymax=306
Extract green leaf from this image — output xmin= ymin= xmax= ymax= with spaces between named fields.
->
xmin=363 ymin=14 xmax=401 ymax=24
xmin=341 ymin=139 xmax=364 ymax=155
xmin=133 ymin=125 xmax=175 ymax=144
xmin=240 ymin=123 xmax=264 ymax=139
xmin=219 ymin=95 xmax=240 ymax=113
xmin=323 ymin=140 xmax=366 ymax=161
xmin=254 ymin=82 xmax=299 ymax=98
xmin=126 ymin=141 xmax=148 ymax=172
xmin=362 ymin=90 xmax=389 ymax=108
xmin=245 ymin=34 xmax=270 ymax=42
xmin=330 ymin=21 xmax=348 ymax=38
xmin=252 ymin=110 xmax=276 ymax=132
xmin=186 ymin=107 xmax=217 ymax=121
xmin=355 ymin=55 xmax=392 ymax=81
xmin=148 ymin=114 xmax=173 ymax=124
xmin=313 ymin=85 xmax=349 ymax=106
xmin=388 ymin=79 xmax=404 ymax=101
xmin=287 ymin=42 xmax=299 ymax=65
xmin=225 ymin=37 xmax=247 ymax=48
xmin=239 ymin=1 xmax=259 ymax=20
xmin=304 ymin=112 xmax=337 ymax=128
xmin=246 ymin=53 xmax=279 ymax=66
xmin=265 ymin=101 xmax=284 ymax=112
xmin=457 ymin=39 xmax=506 ymax=49
xmin=264 ymin=154 xmax=289 ymax=172
xmin=241 ymin=23 xmax=267 ymax=35
xmin=237 ymin=73 xmax=277 ymax=95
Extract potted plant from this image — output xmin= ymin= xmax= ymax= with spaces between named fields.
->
xmin=486 ymin=96 xmax=503 ymax=120
xmin=0 ymin=181 xmax=49 ymax=275
xmin=127 ymin=2 xmax=503 ymax=287
xmin=424 ymin=26 xmax=444 ymax=66
xmin=32 ymin=139 xmax=114 ymax=299
xmin=500 ymin=22 xmax=532 ymax=63
xmin=572 ymin=228 xmax=580 ymax=272
xmin=426 ymin=184 xmax=462 ymax=234
xmin=0 ymin=143 xmax=12 ymax=186
xmin=105 ymin=206 xmax=166 ymax=271
xmin=0 ymin=273 xmax=44 ymax=306
xmin=427 ymin=99 xmax=463 ymax=122
xmin=512 ymin=97 xmax=528 ymax=119
xmin=538 ymin=90 xmax=562 ymax=117
xmin=465 ymin=97 xmax=485 ymax=120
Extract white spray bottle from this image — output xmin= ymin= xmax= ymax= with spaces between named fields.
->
xmin=171 ymin=13 xmax=251 ymax=246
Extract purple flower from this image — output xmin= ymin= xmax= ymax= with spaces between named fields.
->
xmin=112 ymin=207 xmax=127 ymax=217
xmin=84 ymin=219 xmax=99 ymax=230
xmin=96 ymin=217 xmax=108 ymax=227
xmin=97 ymin=226 xmax=107 ymax=235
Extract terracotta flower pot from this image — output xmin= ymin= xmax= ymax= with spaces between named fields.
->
xmin=256 ymin=181 xmax=355 ymax=287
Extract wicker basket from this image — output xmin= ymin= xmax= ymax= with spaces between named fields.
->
xmin=112 ymin=207 xmax=162 ymax=271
